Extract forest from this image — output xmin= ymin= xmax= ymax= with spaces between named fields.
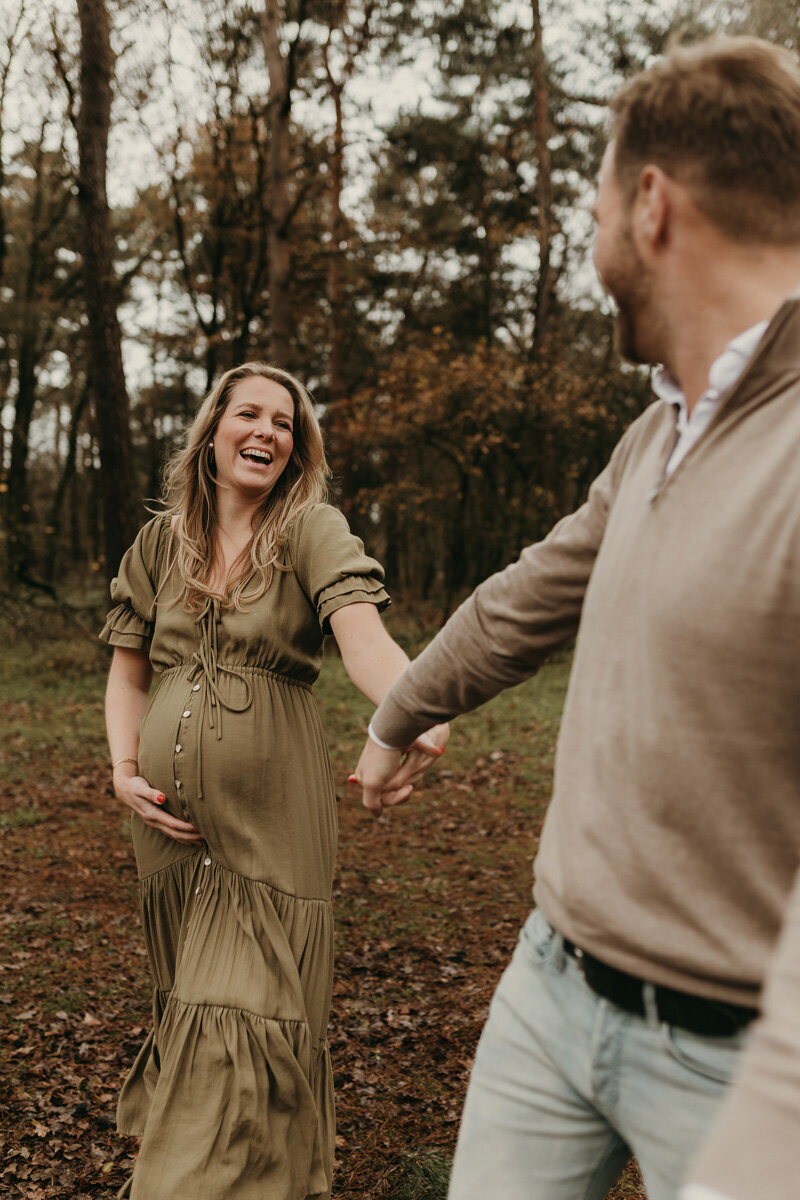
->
xmin=0 ymin=0 xmax=707 ymax=604
xmin=4 ymin=0 xmax=798 ymax=603
xmin=3 ymin=0 xmax=795 ymax=603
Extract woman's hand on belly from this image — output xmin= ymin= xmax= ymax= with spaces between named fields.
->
xmin=112 ymin=766 xmax=203 ymax=846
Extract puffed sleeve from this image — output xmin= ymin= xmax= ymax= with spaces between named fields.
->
xmin=99 ymin=516 xmax=170 ymax=651
xmin=288 ymin=504 xmax=390 ymax=633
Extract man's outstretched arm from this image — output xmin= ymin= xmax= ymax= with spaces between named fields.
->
xmin=352 ymin=422 xmax=638 ymax=810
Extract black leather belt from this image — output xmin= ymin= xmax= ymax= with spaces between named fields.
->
xmin=563 ymin=940 xmax=758 ymax=1038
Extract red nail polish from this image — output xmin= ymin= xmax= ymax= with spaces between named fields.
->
xmin=157 ymin=793 xmax=166 ymax=804
xmin=347 ymin=774 xmax=358 ymax=783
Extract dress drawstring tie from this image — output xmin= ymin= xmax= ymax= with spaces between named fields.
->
xmin=190 ymin=598 xmax=253 ymax=800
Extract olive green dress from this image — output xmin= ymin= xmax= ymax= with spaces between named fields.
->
xmin=100 ymin=505 xmax=389 ymax=1200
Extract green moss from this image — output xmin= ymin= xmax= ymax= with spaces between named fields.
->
xmin=0 ymin=807 xmax=47 ymax=829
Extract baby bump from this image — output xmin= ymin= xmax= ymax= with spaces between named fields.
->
xmin=198 ymin=684 xmax=337 ymax=895
xmin=139 ymin=670 xmax=338 ymax=897
xmin=136 ymin=671 xmax=194 ymax=796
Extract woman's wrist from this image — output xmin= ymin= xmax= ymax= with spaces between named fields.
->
xmin=112 ymin=757 xmax=139 ymax=777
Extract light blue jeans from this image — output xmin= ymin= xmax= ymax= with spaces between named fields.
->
xmin=448 ymin=909 xmax=750 ymax=1200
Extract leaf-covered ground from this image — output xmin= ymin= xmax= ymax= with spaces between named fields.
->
xmin=0 ymin=606 xmax=644 ymax=1198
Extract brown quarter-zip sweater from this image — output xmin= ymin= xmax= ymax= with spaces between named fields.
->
xmin=372 ymin=293 xmax=800 ymax=1007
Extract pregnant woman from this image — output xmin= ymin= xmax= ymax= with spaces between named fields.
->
xmin=102 ymin=362 xmax=446 ymax=1199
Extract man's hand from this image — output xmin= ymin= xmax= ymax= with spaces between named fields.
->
xmin=385 ymin=723 xmax=449 ymax=793
xmin=350 ymin=723 xmax=449 ymax=814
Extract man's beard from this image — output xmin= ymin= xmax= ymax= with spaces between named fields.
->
xmin=613 ymin=294 xmax=650 ymax=365
xmin=604 ymin=228 xmax=654 ymax=366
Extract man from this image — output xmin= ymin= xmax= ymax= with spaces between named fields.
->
xmin=352 ymin=36 xmax=800 ymax=1200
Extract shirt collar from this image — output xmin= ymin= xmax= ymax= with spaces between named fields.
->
xmin=652 ymin=320 xmax=769 ymax=415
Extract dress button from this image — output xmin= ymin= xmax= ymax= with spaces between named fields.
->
xmin=192 ymin=684 xmax=201 ymax=692
xmin=204 ymin=856 xmax=211 ymax=866
xmin=183 ymin=710 xmax=191 ymax=718
xmin=175 ymin=744 xmax=182 ymax=754
xmin=175 ymin=780 xmax=182 ymax=789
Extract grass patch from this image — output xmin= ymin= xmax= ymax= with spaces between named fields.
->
xmin=0 ymin=806 xmax=47 ymax=829
xmin=42 ymin=987 xmax=89 ymax=1014
xmin=0 ymin=604 xmax=570 ymax=800
xmin=0 ymin=633 xmax=110 ymax=783
xmin=388 ymin=1151 xmax=451 ymax=1200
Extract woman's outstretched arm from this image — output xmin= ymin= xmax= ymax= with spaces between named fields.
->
xmin=328 ymin=603 xmax=448 ymax=810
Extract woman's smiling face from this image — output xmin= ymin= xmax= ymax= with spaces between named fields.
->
xmin=212 ymin=376 xmax=295 ymax=503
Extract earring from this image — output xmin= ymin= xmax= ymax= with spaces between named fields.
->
xmin=209 ymin=441 xmax=215 ymax=451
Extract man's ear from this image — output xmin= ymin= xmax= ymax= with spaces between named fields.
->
xmin=631 ymin=165 xmax=670 ymax=260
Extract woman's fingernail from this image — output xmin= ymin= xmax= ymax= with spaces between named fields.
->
xmin=157 ymin=793 xmax=166 ymax=804
xmin=347 ymin=774 xmax=358 ymax=784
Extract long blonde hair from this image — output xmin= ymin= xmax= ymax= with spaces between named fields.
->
xmin=161 ymin=362 xmax=330 ymax=611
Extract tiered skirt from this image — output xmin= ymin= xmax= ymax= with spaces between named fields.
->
xmin=118 ymin=853 xmax=334 ymax=1200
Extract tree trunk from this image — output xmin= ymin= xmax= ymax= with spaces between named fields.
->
xmin=43 ymin=377 xmax=91 ymax=584
xmin=262 ymin=0 xmax=292 ymax=367
xmin=531 ymin=0 xmax=555 ymax=347
xmin=0 ymin=2 xmax=26 ymax=290
xmin=328 ymin=80 xmax=346 ymax=407
xmin=325 ymin=75 xmax=356 ymax=510
xmin=6 ymin=320 xmax=37 ymax=583
xmin=75 ymin=0 xmax=139 ymax=586
xmin=5 ymin=131 xmax=45 ymax=585
xmin=6 ymin=129 xmax=48 ymax=585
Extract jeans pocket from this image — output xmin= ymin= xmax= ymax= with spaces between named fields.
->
xmin=519 ymin=908 xmax=561 ymax=969
xmin=661 ymin=1022 xmax=748 ymax=1085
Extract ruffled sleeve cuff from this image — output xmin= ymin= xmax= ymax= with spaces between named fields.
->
xmin=99 ymin=601 xmax=154 ymax=651
xmin=317 ymin=575 xmax=390 ymax=634
xmin=99 ymin=516 xmax=168 ymax=651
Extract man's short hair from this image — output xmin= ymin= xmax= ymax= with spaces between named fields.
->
xmin=609 ymin=36 xmax=800 ymax=244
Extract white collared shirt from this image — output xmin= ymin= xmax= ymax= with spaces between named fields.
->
xmin=679 ymin=1186 xmax=733 ymax=1200
xmin=652 ymin=321 xmax=769 ymax=476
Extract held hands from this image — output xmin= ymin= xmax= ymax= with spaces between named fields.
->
xmin=349 ymin=722 xmax=450 ymax=814
xmin=112 ymin=765 xmax=204 ymax=847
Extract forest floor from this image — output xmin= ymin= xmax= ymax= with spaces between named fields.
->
xmin=0 ymin=599 xmax=644 ymax=1199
